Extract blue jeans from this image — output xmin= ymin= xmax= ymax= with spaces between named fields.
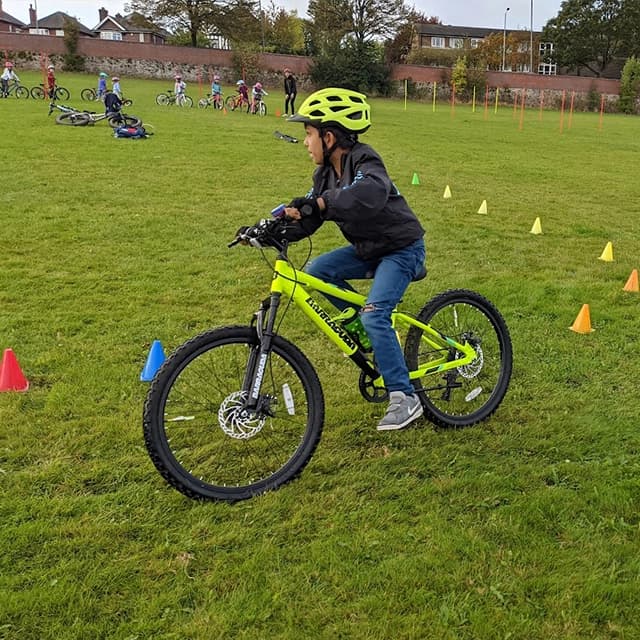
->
xmin=306 ymin=239 xmax=426 ymax=395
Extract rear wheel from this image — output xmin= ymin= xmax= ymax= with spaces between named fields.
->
xmin=15 ymin=86 xmax=29 ymax=99
xmin=30 ymin=86 xmax=45 ymax=100
xmin=156 ymin=93 xmax=169 ymax=106
xmin=55 ymin=112 xmax=91 ymax=126
xmin=198 ymin=97 xmax=209 ymax=109
xmin=143 ymin=326 xmax=325 ymax=502
xmin=225 ymin=95 xmax=236 ymax=111
xmin=176 ymin=95 xmax=193 ymax=108
xmin=404 ymin=289 xmax=512 ymax=428
xmin=81 ymin=88 xmax=96 ymax=101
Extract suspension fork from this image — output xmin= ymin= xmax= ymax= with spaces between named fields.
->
xmin=241 ymin=293 xmax=281 ymax=410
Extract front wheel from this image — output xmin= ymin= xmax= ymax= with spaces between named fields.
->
xmin=198 ymin=98 xmax=209 ymax=109
xmin=81 ymin=88 xmax=96 ymax=101
xmin=108 ymin=114 xmax=142 ymax=128
xmin=55 ymin=112 xmax=91 ymax=126
xmin=404 ymin=289 xmax=512 ymax=428
xmin=15 ymin=86 xmax=29 ymax=99
xmin=156 ymin=93 xmax=169 ymax=106
xmin=225 ymin=95 xmax=237 ymax=111
xmin=30 ymin=86 xmax=45 ymax=100
xmin=257 ymin=102 xmax=267 ymax=116
xmin=143 ymin=326 xmax=325 ymax=502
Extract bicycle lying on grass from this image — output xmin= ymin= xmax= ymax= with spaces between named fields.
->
xmin=48 ymin=102 xmax=142 ymax=127
xmin=143 ymin=211 xmax=513 ymax=503
xmin=155 ymin=90 xmax=193 ymax=107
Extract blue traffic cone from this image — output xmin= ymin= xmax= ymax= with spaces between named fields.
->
xmin=140 ymin=340 xmax=166 ymax=382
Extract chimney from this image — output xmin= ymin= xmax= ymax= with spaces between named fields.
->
xmin=99 ymin=7 xmax=108 ymax=22
xmin=29 ymin=4 xmax=37 ymax=27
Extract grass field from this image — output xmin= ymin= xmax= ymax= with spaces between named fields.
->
xmin=1 ymin=71 xmax=640 ymax=639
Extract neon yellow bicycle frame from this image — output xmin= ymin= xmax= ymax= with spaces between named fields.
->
xmin=269 ymin=258 xmax=478 ymax=385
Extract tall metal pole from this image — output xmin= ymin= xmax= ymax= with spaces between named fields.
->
xmin=502 ymin=7 xmax=510 ymax=72
xmin=530 ymin=0 xmax=534 ymax=72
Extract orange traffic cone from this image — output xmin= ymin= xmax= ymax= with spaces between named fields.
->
xmin=0 ymin=348 xmax=29 ymax=392
xmin=569 ymin=304 xmax=594 ymax=334
xmin=623 ymin=268 xmax=639 ymax=292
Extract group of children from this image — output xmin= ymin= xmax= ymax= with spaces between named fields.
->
xmin=96 ymin=71 xmax=123 ymax=99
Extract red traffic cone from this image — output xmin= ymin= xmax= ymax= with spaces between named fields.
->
xmin=0 ymin=348 xmax=29 ymax=392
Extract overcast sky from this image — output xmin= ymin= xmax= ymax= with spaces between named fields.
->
xmin=4 ymin=0 xmax=563 ymax=32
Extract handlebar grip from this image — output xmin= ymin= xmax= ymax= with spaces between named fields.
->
xmin=271 ymin=204 xmax=286 ymax=218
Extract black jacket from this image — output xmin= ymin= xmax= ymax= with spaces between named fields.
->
xmin=284 ymin=75 xmax=297 ymax=95
xmin=284 ymin=142 xmax=424 ymax=260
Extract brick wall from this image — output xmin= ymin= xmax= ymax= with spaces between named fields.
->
xmin=0 ymin=31 xmax=621 ymax=101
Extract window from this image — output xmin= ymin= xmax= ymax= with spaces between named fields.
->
xmin=139 ymin=33 xmax=145 ymax=43
xmin=470 ymin=38 xmax=483 ymax=48
xmin=30 ymin=27 xmax=49 ymax=35
xmin=449 ymin=38 xmax=463 ymax=49
xmin=100 ymin=30 xmax=123 ymax=40
xmin=431 ymin=36 xmax=445 ymax=48
xmin=539 ymin=42 xmax=554 ymax=57
xmin=538 ymin=62 xmax=557 ymax=75
xmin=55 ymin=29 xmax=64 ymax=36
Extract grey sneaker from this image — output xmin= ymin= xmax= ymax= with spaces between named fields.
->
xmin=376 ymin=391 xmax=424 ymax=431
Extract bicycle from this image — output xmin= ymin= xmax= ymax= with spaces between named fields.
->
xmin=81 ymin=87 xmax=133 ymax=107
xmin=224 ymin=93 xmax=250 ymax=112
xmin=249 ymin=96 xmax=267 ymax=116
xmin=48 ymin=102 xmax=142 ymax=128
xmin=198 ymin=92 xmax=223 ymax=110
xmin=31 ymin=83 xmax=70 ymax=101
xmin=155 ymin=90 xmax=193 ymax=108
xmin=1 ymin=79 xmax=29 ymax=99
xmin=143 ymin=210 xmax=513 ymax=503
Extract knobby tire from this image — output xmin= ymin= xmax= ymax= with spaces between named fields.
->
xmin=404 ymin=289 xmax=512 ymax=428
xmin=143 ymin=326 xmax=325 ymax=502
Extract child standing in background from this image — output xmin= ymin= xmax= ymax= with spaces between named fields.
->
xmin=111 ymin=76 xmax=122 ymax=99
xmin=97 ymin=72 xmax=108 ymax=98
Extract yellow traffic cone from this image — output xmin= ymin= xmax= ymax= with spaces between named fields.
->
xmin=569 ymin=304 xmax=594 ymax=334
xmin=477 ymin=200 xmax=487 ymax=214
xmin=443 ymin=185 xmax=452 ymax=199
xmin=598 ymin=241 xmax=613 ymax=262
xmin=623 ymin=268 xmax=639 ymax=292
xmin=530 ymin=217 xmax=542 ymax=234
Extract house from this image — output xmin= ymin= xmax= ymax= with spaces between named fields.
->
xmin=27 ymin=5 xmax=94 ymax=36
xmin=93 ymin=7 xmax=169 ymax=45
xmin=0 ymin=0 xmax=27 ymax=32
xmin=413 ymin=22 xmax=556 ymax=75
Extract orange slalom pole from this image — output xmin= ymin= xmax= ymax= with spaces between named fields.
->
xmin=539 ymin=89 xmax=544 ymax=121
xmin=568 ymin=91 xmax=575 ymax=129
xmin=450 ymin=82 xmax=456 ymax=118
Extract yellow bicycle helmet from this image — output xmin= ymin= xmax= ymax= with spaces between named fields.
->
xmin=288 ymin=87 xmax=371 ymax=134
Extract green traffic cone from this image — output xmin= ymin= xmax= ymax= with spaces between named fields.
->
xmin=412 ymin=172 xmax=420 ymax=185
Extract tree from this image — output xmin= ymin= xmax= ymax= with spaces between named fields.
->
xmin=264 ymin=3 xmax=305 ymax=54
xmin=306 ymin=0 xmax=352 ymax=56
xmin=349 ymin=0 xmax=407 ymax=45
xmin=385 ymin=11 xmax=439 ymax=64
xmin=542 ymin=0 xmax=636 ymax=76
xmin=619 ymin=56 xmax=640 ymax=112
xmin=62 ymin=18 xmax=84 ymax=71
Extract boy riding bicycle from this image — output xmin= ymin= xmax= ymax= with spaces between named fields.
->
xmin=282 ymin=88 xmax=426 ymax=431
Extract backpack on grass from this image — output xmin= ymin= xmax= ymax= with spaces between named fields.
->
xmin=114 ymin=125 xmax=152 ymax=139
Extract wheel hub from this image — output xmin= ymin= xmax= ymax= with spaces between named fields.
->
xmin=218 ymin=391 xmax=266 ymax=439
